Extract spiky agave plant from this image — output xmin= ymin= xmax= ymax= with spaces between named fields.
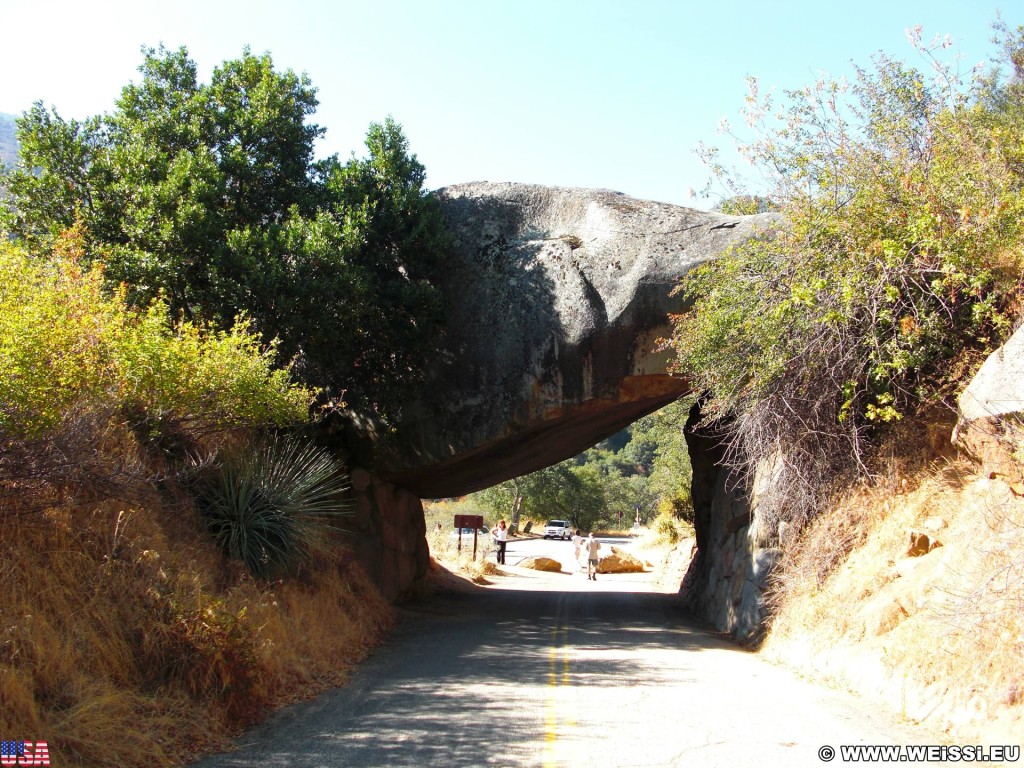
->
xmin=198 ymin=436 xmax=351 ymax=579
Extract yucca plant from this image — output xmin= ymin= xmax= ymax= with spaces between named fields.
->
xmin=197 ymin=436 xmax=351 ymax=579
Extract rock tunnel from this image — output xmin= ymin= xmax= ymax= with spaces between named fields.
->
xmin=350 ymin=182 xmax=774 ymax=497
xmin=342 ymin=182 xmax=778 ymax=641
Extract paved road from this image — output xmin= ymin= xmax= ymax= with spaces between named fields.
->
xmin=191 ymin=560 xmax=937 ymax=768
xmin=502 ymin=533 xmax=632 ymax=568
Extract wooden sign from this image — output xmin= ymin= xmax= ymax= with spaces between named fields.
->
xmin=454 ymin=514 xmax=484 ymax=529
xmin=453 ymin=514 xmax=485 ymax=556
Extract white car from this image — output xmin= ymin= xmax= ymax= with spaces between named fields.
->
xmin=542 ymin=520 xmax=572 ymax=539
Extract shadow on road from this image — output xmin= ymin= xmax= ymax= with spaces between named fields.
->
xmin=192 ymin=575 xmax=745 ymax=768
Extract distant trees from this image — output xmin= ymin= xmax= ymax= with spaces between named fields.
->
xmin=0 ymin=45 xmax=448 ymax=422
xmin=625 ymin=401 xmax=693 ymax=520
xmin=672 ymin=23 xmax=1024 ymax=528
xmin=482 ymin=461 xmax=612 ymax=534
xmin=477 ymin=400 xmax=694 ymax=533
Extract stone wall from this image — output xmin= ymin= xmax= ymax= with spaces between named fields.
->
xmin=682 ymin=321 xmax=1024 ymax=643
xmin=680 ymin=404 xmax=780 ymax=644
xmin=346 ymin=468 xmax=430 ymax=601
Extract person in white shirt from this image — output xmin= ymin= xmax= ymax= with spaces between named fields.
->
xmin=491 ymin=519 xmax=508 ymax=564
xmin=571 ymin=529 xmax=584 ymax=572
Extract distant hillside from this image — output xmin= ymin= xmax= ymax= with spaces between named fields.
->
xmin=0 ymin=112 xmax=19 ymax=167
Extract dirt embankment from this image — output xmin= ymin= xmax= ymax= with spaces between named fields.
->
xmin=763 ymin=441 xmax=1024 ymax=750
xmin=0 ymin=499 xmax=396 ymax=768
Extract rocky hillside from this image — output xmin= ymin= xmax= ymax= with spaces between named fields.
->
xmin=762 ymin=331 xmax=1024 ymax=749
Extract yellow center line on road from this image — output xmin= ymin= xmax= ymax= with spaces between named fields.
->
xmin=543 ymin=622 xmax=573 ymax=767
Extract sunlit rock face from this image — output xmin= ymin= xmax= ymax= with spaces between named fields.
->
xmin=958 ymin=325 xmax=1024 ymax=425
xmin=357 ymin=182 xmax=776 ymax=499
xmin=954 ymin=324 xmax=1024 ymax=479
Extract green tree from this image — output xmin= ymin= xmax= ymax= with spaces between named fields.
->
xmin=0 ymin=46 xmax=448 ymax=422
xmin=0 ymin=104 xmax=108 ymax=245
xmin=480 ymin=463 xmax=597 ymax=532
xmin=601 ymin=471 xmax=656 ymax=528
xmin=100 ymin=46 xmax=329 ymax=325
xmin=518 ymin=462 xmax=604 ymax=532
xmin=302 ymin=117 xmax=448 ymax=412
xmin=479 ymin=476 xmax=525 ymax=532
xmin=476 ymin=399 xmax=695 ymax=531
xmin=628 ymin=400 xmax=693 ymax=521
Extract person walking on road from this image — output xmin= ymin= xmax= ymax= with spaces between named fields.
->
xmin=492 ymin=519 xmax=508 ymax=565
xmin=571 ymin=529 xmax=584 ymax=573
xmin=585 ymin=533 xmax=601 ymax=580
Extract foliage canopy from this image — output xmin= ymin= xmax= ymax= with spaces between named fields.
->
xmin=670 ymin=23 xmax=1024 ymax=527
xmin=0 ymin=45 xmax=449 ymax=422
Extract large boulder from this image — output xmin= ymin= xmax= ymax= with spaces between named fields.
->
xmin=356 ymin=182 xmax=776 ymax=498
xmin=954 ymin=325 xmax=1024 ymax=479
xmin=597 ymin=546 xmax=646 ymax=574
xmin=957 ymin=325 xmax=1024 ymax=423
xmin=520 ymin=556 xmax=563 ymax=572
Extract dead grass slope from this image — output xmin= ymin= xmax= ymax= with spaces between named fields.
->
xmin=763 ymin=420 xmax=1024 ymax=748
xmin=0 ymin=492 xmax=395 ymax=767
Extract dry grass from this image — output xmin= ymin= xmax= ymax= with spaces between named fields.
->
xmin=0 ymin=495 xmax=395 ymax=767
xmin=763 ymin=452 xmax=1024 ymax=745
xmin=425 ymin=524 xmax=499 ymax=583
xmin=626 ymin=524 xmax=696 ymax=593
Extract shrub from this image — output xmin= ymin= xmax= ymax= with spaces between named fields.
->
xmin=0 ymin=229 xmax=313 ymax=442
xmin=671 ymin=28 xmax=1024 ymax=528
xmin=0 ymin=228 xmax=123 ymax=438
xmin=196 ymin=437 xmax=351 ymax=579
xmin=0 ymin=228 xmax=315 ymax=509
xmin=653 ymin=505 xmax=693 ymax=544
xmin=115 ymin=308 xmax=312 ymax=451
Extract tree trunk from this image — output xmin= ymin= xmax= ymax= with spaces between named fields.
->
xmin=509 ymin=478 xmax=523 ymax=534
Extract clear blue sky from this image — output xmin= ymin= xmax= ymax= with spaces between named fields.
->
xmin=0 ymin=0 xmax=1015 ymax=208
